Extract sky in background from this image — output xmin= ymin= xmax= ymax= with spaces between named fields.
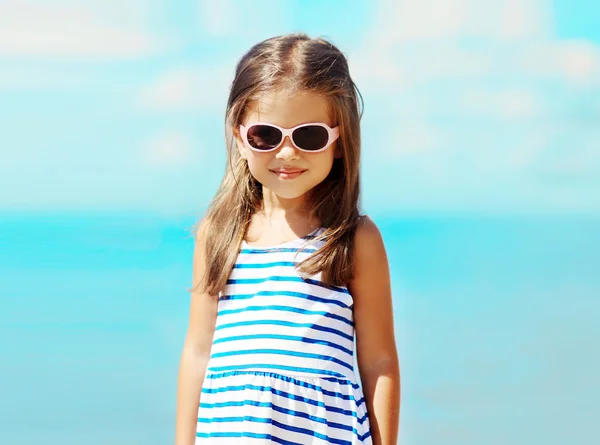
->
xmin=0 ymin=0 xmax=599 ymax=217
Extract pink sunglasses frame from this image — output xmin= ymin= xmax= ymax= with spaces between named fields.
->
xmin=239 ymin=122 xmax=340 ymax=153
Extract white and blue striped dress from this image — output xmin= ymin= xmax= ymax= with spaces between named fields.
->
xmin=196 ymin=227 xmax=373 ymax=444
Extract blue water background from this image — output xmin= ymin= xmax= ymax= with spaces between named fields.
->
xmin=0 ymin=212 xmax=598 ymax=444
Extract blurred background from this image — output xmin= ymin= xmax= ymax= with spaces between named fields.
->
xmin=1 ymin=0 xmax=598 ymax=444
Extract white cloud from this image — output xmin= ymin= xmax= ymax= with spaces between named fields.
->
xmin=365 ymin=0 xmax=551 ymax=44
xmin=196 ymin=0 xmax=289 ymax=39
xmin=136 ymin=0 xmax=291 ymax=113
xmin=349 ymin=0 xmax=600 ymax=213
xmin=0 ymin=0 xmax=169 ymax=58
xmin=348 ymin=0 xmax=599 ymax=93
xmin=497 ymin=0 xmax=552 ymax=40
xmin=460 ymin=88 xmax=541 ymax=120
xmin=391 ymin=123 xmax=446 ymax=157
xmin=555 ymin=40 xmax=600 ymax=87
xmin=138 ymin=129 xmax=195 ymax=168
xmin=198 ymin=0 xmax=238 ymax=37
xmin=137 ymin=65 xmax=233 ymax=113
xmin=0 ymin=64 xmax=90 ymax=90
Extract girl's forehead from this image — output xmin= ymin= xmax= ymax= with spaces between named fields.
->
xmin=244 ymin=89 xmax=332 ymax=127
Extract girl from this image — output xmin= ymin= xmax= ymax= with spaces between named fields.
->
xmin=175 ymin=33 xmax=400 ymax=445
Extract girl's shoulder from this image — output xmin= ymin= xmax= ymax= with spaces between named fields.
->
xmin=353 ymin=214 xmax=382 ymax=248
xmin=348 ymin=214 xmax=389 ymax=290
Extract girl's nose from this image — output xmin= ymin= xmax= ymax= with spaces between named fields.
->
xmin=276 ymin=136 xmax=300 ymax=159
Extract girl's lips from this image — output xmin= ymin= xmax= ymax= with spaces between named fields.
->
xmin=273 ymin=169 xmax=305 ymax=173
xmin=271 ymin=169 xmax=306 ymax=179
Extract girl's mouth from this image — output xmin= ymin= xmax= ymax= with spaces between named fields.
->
xmin=271 ymin=169 xmax=306 ymax=179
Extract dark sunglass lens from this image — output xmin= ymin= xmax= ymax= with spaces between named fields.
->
xmin=292 ymin=125 xmax=329 ymax=151
xmin=246 ymin=125 xmax=282 ymax=150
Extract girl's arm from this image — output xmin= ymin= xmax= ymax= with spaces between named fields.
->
xmin=175 ymin=220 xmax=219 ymax=445
xmin=348 ymin=216 xmax=401 ymax=445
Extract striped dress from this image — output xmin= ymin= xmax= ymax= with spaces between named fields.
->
xmin=196 ymin=227 xmax=373 ymax=444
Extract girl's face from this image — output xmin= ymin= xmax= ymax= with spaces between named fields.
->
xmin=235 ymin=89 xmax=341 ymax=204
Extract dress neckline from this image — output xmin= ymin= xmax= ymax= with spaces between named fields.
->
xmin=241 ymin=226 xmax=323 ymax=249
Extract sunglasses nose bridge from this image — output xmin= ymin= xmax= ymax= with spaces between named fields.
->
xmin=275 ymin=134 xmax=301 ymax=158
xmin=281 ymin=133 xmax=292 ymax=146
xmin=278 ymin=131 xmax=298 ymax=150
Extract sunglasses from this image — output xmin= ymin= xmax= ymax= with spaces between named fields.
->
xmin=239 ymin=122 xmax=340 ymax=153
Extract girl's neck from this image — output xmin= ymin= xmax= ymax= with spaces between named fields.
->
xmin=260 ymin=188 xmax=312 ymax=216
xmin=249 ymin=208 xmax=320 ymax=234
xmin=258 ymin=202 xmax=313 ymax=221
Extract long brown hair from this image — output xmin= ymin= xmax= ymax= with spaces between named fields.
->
xmin=190 ymin=32 xmax=364 ymax=297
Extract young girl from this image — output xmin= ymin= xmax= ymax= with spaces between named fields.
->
xmin=175 ymin=33 xmax=400 ymax=445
